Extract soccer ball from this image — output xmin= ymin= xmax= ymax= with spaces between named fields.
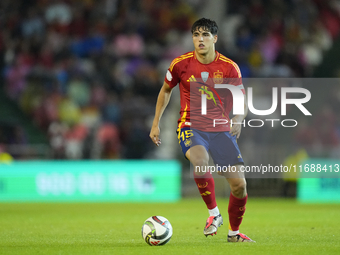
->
xmin=141 ymin=216 xmax=173 ymax=246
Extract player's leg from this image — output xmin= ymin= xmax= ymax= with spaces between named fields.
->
xmin=216 ymin=165 xmax=254 ymax=242
xmin=179 ymin=128 xmax=218 ymax=213
xmin=185 ymin=145 xmax=223 ymax=236
xmin=186 ymin=145 xmax=219 ymax=212
xmin=177 ymin=128 xmax=223 ymax=236
xmin=224 ymin=167 xmax=253 ymax=242
xmin=210 ymin=132 xmax=255 ymax=242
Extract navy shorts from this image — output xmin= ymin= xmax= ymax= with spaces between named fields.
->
xmin=176 ymin=127 xmax=244 ymax=167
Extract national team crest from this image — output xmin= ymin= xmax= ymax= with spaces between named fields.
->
xmin=184 ymin=139 xmax=192 ymax=147
xmin=213 ymin=70 xmax=223 ymax=84
xmin=201 ymin=72 xmax=209 ymax=82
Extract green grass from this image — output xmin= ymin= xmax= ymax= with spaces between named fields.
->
xmin=0 ymin=198 xmax=339 ymax=254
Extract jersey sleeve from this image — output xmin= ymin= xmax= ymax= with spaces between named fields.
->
xmin=164 ymin=61 xmax=180 ymax=88
xmin=228 ymin=63 xmax=245 ymax=94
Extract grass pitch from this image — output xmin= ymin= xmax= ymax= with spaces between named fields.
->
xmin=0 ymin=198 xmax=339 ymax=255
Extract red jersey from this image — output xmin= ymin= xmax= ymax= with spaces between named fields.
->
xmin=164 ymin=51 xmax=245 ymax=132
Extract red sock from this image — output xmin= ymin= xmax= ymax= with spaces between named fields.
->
xmin=194 ymin=172 xmax=217 ymax=210
xmin=228 ymin=193 xmax=248 ymax=231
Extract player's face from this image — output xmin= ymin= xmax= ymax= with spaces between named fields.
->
xmin=192 ymin=28 xmax=217 ymax=55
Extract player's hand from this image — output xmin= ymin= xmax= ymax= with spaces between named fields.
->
xmin=150 ymin=125 xmax=161 ymax=146
xmin=229 ymin=116 xmax=243 ymax=139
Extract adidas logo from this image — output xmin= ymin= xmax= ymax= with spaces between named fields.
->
xmin=201 ymin=191 xmax=211 ymax=196
xmin=187 ymin=75 xmax=196 ymax=82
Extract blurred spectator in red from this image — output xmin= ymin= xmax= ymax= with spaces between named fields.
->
xmin=95 ymin=123 xmax=121 ymax=159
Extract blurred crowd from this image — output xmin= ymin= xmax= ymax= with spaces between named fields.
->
xmin=0 ymin=0 xmax=200 ymax=159
xmin=0 ymin=0 xmax=340 ymax=160
xmin=225 ymin=0 xmax=340 ymax=158
xmin=294 ymin=85 xmax=340 ymax=158
xmin=221 ymin=0 xmax=340 ymax=77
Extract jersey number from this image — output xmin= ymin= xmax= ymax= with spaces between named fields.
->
xmin=180 ymin=130 xmax=193 ymax=141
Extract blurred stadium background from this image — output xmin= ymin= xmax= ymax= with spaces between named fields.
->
xmin=0 ymin=0 xmax=340 ymax=202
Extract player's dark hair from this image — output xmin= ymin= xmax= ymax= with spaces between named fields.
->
xmin=191 ymin=18 xmax=218 ymax=35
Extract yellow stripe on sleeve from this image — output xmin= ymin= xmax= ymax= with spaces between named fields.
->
xmin=169 ymin=53 xmax=194 ymax=71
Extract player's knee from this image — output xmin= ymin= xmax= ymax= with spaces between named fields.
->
xmin=230 ymin=180 xmax=247 ymax=197
xmin=192 ymin=158 xmax=209 ymax=176
xmin=192 ymin=158 xmax=209 ymax=168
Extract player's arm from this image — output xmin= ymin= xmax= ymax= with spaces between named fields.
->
xmin=230 ymin=93 xmax=248 ymax=139
xmin=150 ymin=81 xmax=174 ymax=146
